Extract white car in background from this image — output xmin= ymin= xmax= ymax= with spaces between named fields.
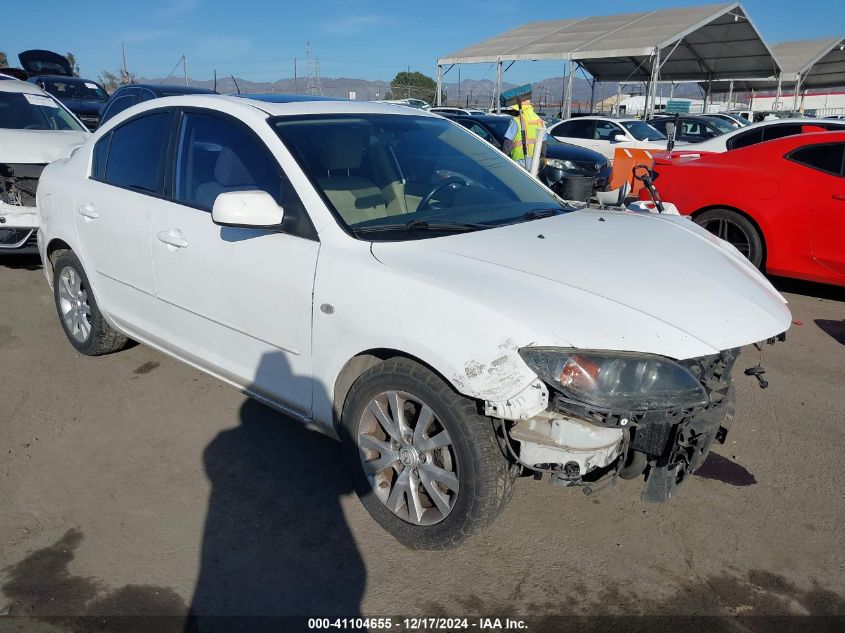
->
xmin=673 ymin=117 xmax=845 ymax=153
xmin=36 ymin=95 xmax=790 ymax=548
xmin=1 ymin=79 xmax=89 ymax=253
xmin=549 ymin=116 xmax=669 ymax=162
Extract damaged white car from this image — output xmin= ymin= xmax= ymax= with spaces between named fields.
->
xmin=1 ymin=79 xmax=88 ymax=252
xmin=36 ymin=95 xmax=791 ymax=548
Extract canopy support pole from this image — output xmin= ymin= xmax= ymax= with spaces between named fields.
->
xmin=495 ymin=58 xmax=503 ymax=113
xmin=565 ymin=61 xmax=575 ymax=118
xmin=727 ymin=79 xmax=734 ymax=109
xmin=773 ymin=75 xmax=782 ymax=113
xmin=644 ymin=48 xmax=660 ymax=118
xmin=436 ymin=64 xmax=442 ymax=106
xmin=792 ymin=74 xmax=803 ymax=113
xmin=703 ymin=75 xmax=712 ymax=114
xmin=589 ymin=78 xmax=596 ymax=112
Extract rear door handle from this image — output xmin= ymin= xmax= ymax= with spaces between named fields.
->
xmin=78 ymin=203 xmax=99 ymax=219
xmin=833 ymin=194 xmax=845 ymax=202
xmin=157 ymin=230 xmax=188 ymax=249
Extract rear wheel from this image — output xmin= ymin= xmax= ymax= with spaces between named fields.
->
xmin=340 ymin=357 xmax=516 ymax=549
xmin=53 ymin=251 xmax=128 ymax=356
xmin=693 ymin=208 xmax=764 ymax=269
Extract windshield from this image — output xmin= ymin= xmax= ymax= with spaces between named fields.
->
xmin=705 ymin=116 xmax=735 ymax=134
xmin=0 ymin=92 xmax=86 ymax=131
xmin=621 ymin=120 xmax=666 ymax=141
xmin=271 ymin=114 xmax=565 ymax=239
xmin=41 ymin=79 xmax=108 ymax=102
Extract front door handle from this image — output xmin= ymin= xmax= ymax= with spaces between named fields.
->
xmin=157 ymin=230 xmax=188 ymax=249
xmin=833 ymin=194 xmax=845 ymax=202
xmin=78 ymin=203 xmax=99 ymax=219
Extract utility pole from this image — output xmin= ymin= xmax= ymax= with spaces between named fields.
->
xmin=457 ymin=67 xmax=461 ymax=107
xmin=294 ymin=58 xmax=298 ymax=92
xmin=306 ymin=42 xmax=322 ymax=95
xmin=121 ymin=42 xmax=129 ymax=84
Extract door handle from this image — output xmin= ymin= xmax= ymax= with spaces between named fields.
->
xmin=833 ymin=194 xmax=845 ymax=202
xmin=157 ymin=230 xmax=188 ymax=248
xmin=77 ymin=203 xmax=99 ymax=219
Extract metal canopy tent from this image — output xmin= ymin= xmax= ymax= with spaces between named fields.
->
xmin=436 ymin=2 xmax=779 ymax=118
xmin=709 ymin=37 xmax=845 ymax=112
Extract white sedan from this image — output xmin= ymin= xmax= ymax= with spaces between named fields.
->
xmin=677 ymin=117 xmax=845 ymax=153
xmin=36 ymin=95 xmax=790 ymax=548
xmin=549 ymin=116 xmax=669 ymax=162
xmin=1 ymin=79 xmax=89 ymax=252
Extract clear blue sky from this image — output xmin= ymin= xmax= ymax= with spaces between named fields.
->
xmin=1 ymin=0 xmax=840 ymax=84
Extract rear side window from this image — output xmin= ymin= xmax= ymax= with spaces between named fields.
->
xmin=103 ymin=112 xmax=171 ymax=194
xmin=553 ymin=119 xmax=594 ymax=139
xmin=91 ymin=132 xmax=111 ymax=181
xmin=787 ymin=143 xmax=845 ymax=177
xmin=728 ymin=128 xmax=764 ymax=150
xmin=762 ymin=124 xmax=803 ymax=142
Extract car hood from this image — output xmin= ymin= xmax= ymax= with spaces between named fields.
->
xmin=0 ymin=130 xmax=89 ymax=164
xmin=370 ymin=208 xmax=791 ymax=360
xmin=546 ymin=141 xmax=606 ymax=164
xmin=18 ymin=50 xmax=73 ymax=77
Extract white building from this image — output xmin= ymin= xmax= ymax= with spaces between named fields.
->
xmin=749 ymin=91 xmax=845 ymax=117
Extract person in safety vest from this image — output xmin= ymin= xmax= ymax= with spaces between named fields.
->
xmin=501 ymin=94 xmax=546 ymax=171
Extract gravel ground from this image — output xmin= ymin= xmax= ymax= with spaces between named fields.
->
xmin=1 ymin=254 xmax=843 ymax=632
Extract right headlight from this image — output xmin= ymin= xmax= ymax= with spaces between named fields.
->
xmin=545 ymin=158 xmax=577 ymax=171
xmin=519 ymin=348 xmax=709 ymax=411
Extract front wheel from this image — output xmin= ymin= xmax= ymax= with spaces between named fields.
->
xmin=53 ymin=251 xmax=128 ymax=355
xmin=693 ymin=208 xmax=764 ymax=269
xmin=340 ymin=357 xmax=516 ymax=549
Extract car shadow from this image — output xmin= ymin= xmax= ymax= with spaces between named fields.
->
xmin=185 ymin=352 xmax=366 ymax=632
xmin=769 ymin=276 xmax=844 ymax=302
xmin=814 ymin=319 xmax=845 ymax=346
xmin=0 ymin=253 xmax=42 ymax=270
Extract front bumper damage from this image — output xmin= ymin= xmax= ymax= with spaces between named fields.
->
xmin=0 ymin=163 xmax=43 ymax=251
xmin=498 ymin=345 xmax=768 ymax=502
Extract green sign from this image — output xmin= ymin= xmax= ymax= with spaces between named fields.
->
xmin=665 ymin=99 xmax=691 ymax=114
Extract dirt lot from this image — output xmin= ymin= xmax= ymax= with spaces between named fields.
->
xmin=1 ymin=254 xmax=843 ymax=631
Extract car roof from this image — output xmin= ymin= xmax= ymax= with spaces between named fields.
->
xmin=559 ymin=116 xmax=639 ymax=123
xmin=0 ymin=79 xmax=51 ymax=95
xmin=98 ymin=93 xmax=445 ymax=123
xmin=231 ymin=93 xmax=341 ymax=103
xmin=30 ymin=75 xmax=97 ymax=83
xmin=120 ymin=84 xmax=217 ymax=95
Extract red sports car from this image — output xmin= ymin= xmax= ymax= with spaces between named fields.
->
xmin=646 ymin=131 xmax=845 ymax=287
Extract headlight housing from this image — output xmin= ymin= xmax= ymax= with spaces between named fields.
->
xmin=545 ymin=158 xmax=577 ymax=171
xmin=519 ymin=348 xmax=709 ymax=411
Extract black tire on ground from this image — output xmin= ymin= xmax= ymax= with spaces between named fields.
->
xmin=52 ymin=250 xmax=128 ymax=356
xmin=340 ymin=357 xmax=517 ymax=549
xmin=693 ymin=208 xmax=765 ymax=269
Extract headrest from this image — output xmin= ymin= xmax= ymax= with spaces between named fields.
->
xmin=214 ymin=147 xmax=254 ymax=187
xmin=320 ymin=130 xmax=365 ymax=170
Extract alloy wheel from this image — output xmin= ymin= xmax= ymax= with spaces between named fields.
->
xmin=357 ymin=390 xmax=458 ymax=525
xmin=698 ymin=217 xmax=752 ymax=259
xmin=57 ymin=266 xmax=92 ymax=343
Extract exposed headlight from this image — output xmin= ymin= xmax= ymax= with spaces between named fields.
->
xmin=519 ymin=348 xmax=709 ymax=411
xmin=545 ymin=158 xmax=577 ymax=171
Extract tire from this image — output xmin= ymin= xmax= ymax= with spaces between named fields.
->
xmin=340 ymin=357 xmax=517 ymax=549
xmin=52 ymin=251 xmax=128 ymax=356
xmin=693 ymin=208 xmax=764 ymax=269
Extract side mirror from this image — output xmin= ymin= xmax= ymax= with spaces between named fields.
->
xmin=613 ymin=134 xmax=628 ymax=143
xmin=211 ymin=190 xmax=284 ymax=229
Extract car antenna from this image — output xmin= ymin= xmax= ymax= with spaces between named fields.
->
xmin=231 ymin=75 xmax=241 ymax=95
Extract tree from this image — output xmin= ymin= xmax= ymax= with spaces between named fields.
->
xmin=0 ymin=51 xmax=8 ymax=68
xmin=386 ymin=70 xmax=442 ymax=105
xmin=99 ymin=69 xmax=136 ymax=93
xmin=65 ymin=52 xmax=80 ymax=77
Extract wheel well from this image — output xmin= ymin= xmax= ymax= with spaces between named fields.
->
xmin=332 ymin=349 xmax=458 ymax=428
xmin=691 ymin=205 xmax=767 ymax=266
xmin=44 ymin=239 xmax=73 ymax=277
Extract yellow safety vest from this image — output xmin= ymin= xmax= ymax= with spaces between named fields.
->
xmin=510 ymin=106 xmax=545 ymax=167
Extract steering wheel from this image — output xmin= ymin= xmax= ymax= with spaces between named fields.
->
xmin=417 ymin=177 xmax=468 ymax=212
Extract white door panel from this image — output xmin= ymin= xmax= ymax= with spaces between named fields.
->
xmin=151 ymin=201 xmax=319 ymax=414
xmin=74 ymin=181 xmax=157 ymax=325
